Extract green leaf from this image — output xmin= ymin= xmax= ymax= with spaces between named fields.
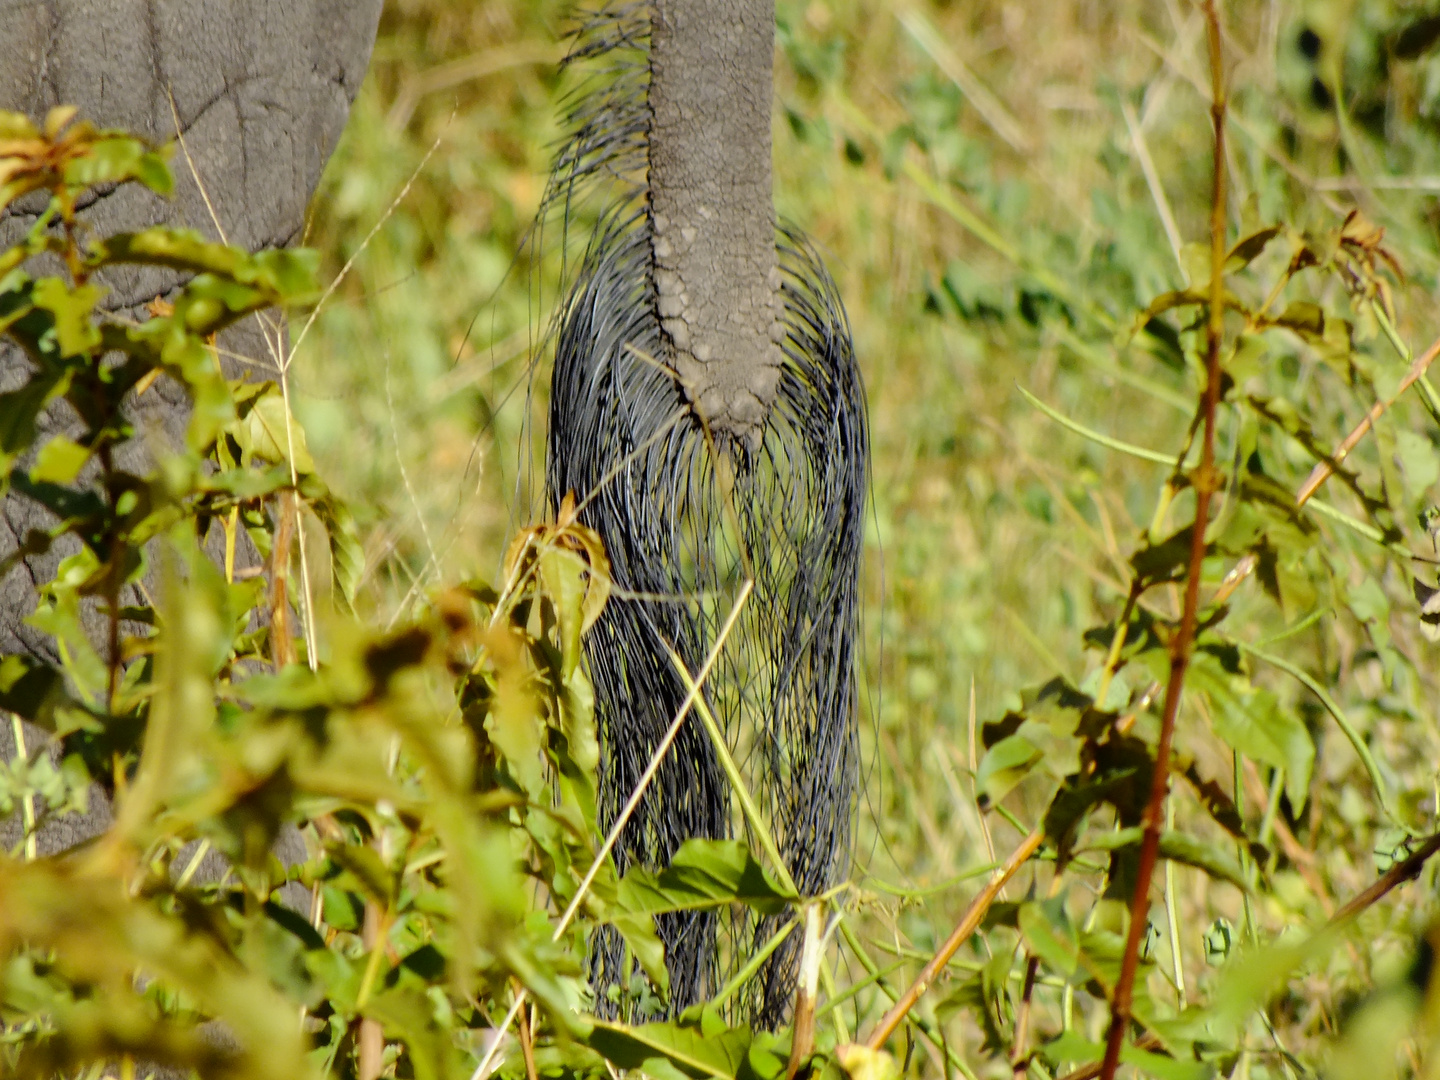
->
xmin=30 ymin=278 xmax=103 ymax=356
xmin=587 ymin=1010 xmax=765 ymax=1080
xmin=485 ymin=628 xmax=546 ymax=797
xmin=304 ymin=476 xmax=364 ymax=608
xmin=1042 ymin=766 xmax=1141 ymax=858
xmin=1081 ymin=828 xmax=1249 ymax=890
xmin=29 ymin=435 xmax=90 ymax=485
xmin=360 ymin=986 xmax=464 ymax=1080
xmin=63 ymin=135 xmax=173 ymax=196
xmin=1273 ymin=301 xmax=1324 ymax=338
xmin=0 ymin=654 xmax=68 ymax=729
xmin=1132 ymin=525 xmax=1196 ymax=584
xmin=610 ymin=909 xmax=670 ymax=994
xmin=975 ymin=732 xmax=1043 ymax=807
xmin=1018 ymin=899 xmax=1087 ymax=985
xmin=1394 ymin=429 xmax=1438 ymax=501
xmin=0 ymin=860 xmax=316 ymax=1080
xmin=1189 ymin=649 xmax=1314 ymax=808
xmin=539 ymin=545 xmax=588 ymax=680
xmin=9 ymin=473 xmax=107 ymax=528
xmin=1225 ymin=226 xmax=1281 ymax=272
xmin=1227 ymin=333 xmax=1267 ymax=384
xmin=1043 ymin=1032 xmax=1212 ymax=1080
xmin=241 ymin=391 xmax=315 ymax=473
xmin=1346 ymin=576 xmax=1390 ymax=625
xmin=91 ymin=229 xmax=318 ymax=304
xmin=617 ymin=839 xmax=799 ymax=918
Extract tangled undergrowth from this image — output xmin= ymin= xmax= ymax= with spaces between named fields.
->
xmin=6 ymin=1 xmax=1440 ymax=1079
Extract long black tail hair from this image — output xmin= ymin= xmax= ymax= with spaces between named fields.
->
xmin=539 ymin=2 xmax=867 ymax=1027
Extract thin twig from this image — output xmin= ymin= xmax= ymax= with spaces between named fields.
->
xmin=288 ymin=126 xmax=448 ymax=365
xmin=557 ymin=578 xmax=755 ymax=927
xmin=968 ymin=680 xmax=1000 ymax=898
xmin=358 ymin=899 xmax=387 ymax=1080
xmin=1163 ymin=797 xmax=1186 ymax=1008
xmin=894 ymin=6 xmax=1033 ymax=154
xmin=1100 ymin=7 xmax=1227 ymax=1079
xmin=269 ymin=491 xmax=298 ymax=669
xmin=165 ymin=86 xmax=229 ymax=244
xmin=1326 ymin=832 xmax=1440 ymax=928
xmin=8 ymin=715 xmax=37 ymax=860
xmin=386 ymin=41 xmax=563 ymax=130
xmin=865 ymin=826 xmax=1045 ymax=1050
xmin=1214 ymin=328 xmax=1440 ymax=608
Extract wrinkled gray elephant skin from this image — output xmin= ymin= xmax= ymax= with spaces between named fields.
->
xmin=0 ymin=0 xmax=381 ymax=886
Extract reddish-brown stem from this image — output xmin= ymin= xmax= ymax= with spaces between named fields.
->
xmin=1055 ymin=1034 xmax=1166 ymax=1080
xmin=1010 ymin=954 xmax=1041 ymax=1080
xmin=865 ymin=826 xmax=1044 ymax=1050
xmin=1099 ymin=8 xmax=1227 ymax=1080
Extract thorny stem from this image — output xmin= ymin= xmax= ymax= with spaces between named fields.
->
xmin=1100 ymin=7 xmax=1227 ymax=1080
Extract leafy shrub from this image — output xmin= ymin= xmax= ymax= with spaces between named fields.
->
xmin=0 ymin=109 xmax=797 ymax=1080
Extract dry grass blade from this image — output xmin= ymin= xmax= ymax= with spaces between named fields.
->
xmin=894 ymin=6 xmax=1033 ymax=154
xmin=556 ymin=578 xmax=756 ymax=931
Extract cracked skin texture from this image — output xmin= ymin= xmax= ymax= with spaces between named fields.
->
xmin=649 ymin=0 xmax=785 ymax=443
xmin=0 ymin=1 xmax=380 ymax=893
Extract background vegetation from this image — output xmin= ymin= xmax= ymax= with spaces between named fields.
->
xmin=303 ymin=0 xmax=1440 ymax=1058
xmin=7 ymin=1 xmax=1440 ymax=1079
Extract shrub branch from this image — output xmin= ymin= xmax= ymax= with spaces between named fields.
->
xmin=864 ymin=826 xmax=1044 ymax=1050
xmin=1099 ymin=7 xmax=1227 ymax=1080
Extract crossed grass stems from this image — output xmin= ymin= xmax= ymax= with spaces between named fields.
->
xmin=116 ymin=17 xmax=1440 ymax=1080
